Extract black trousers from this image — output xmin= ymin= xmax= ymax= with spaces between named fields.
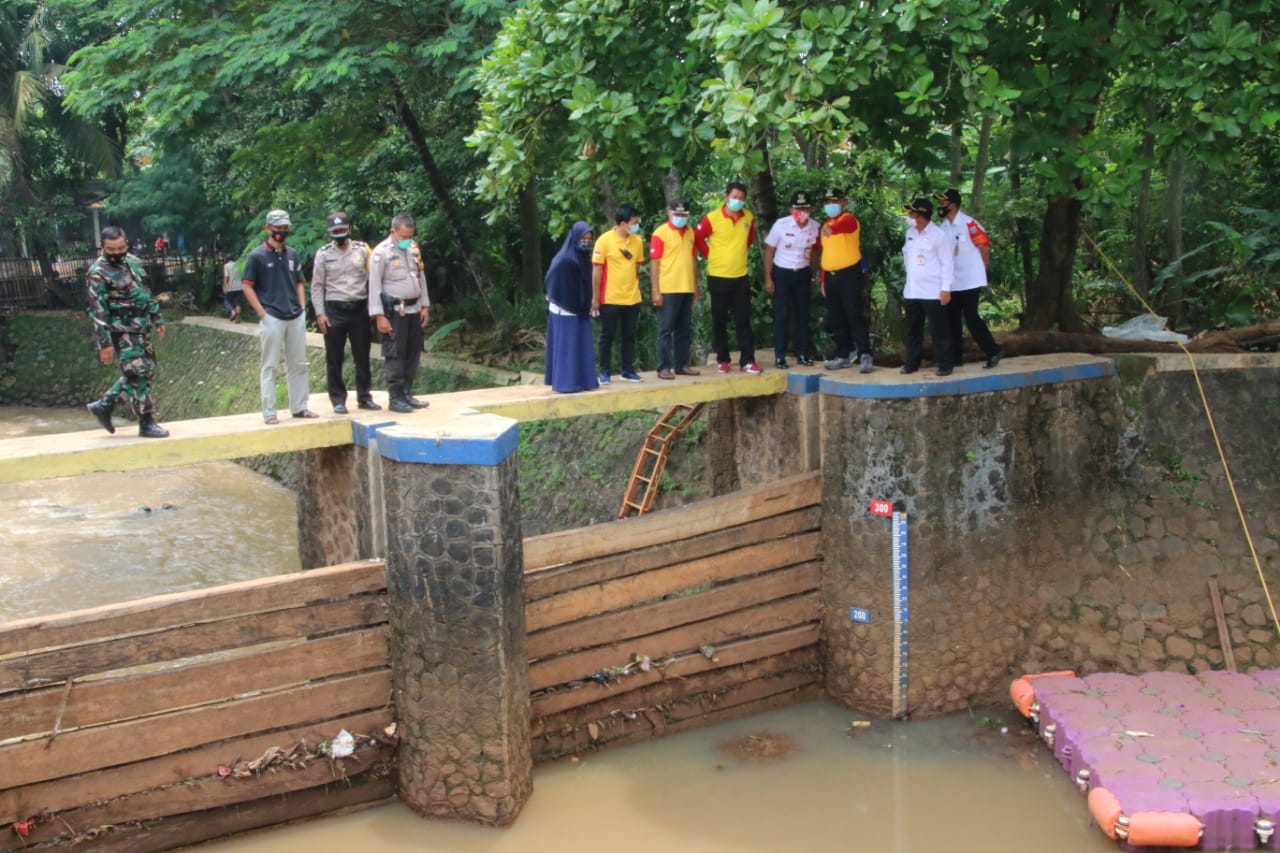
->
xmin=657 ymin=292 xmax=694 ymax=371
xmin=597 ymin=303 xmax=640 ymax=374
xmin=946 ymin=288 xmax=1000 ymax=363
xmin=825 ymin=264 xmax=869 ymax=358
xmin=323 ymin=300 xmax=373 ymax=405
xmin=771 ymin=265 xmax=812 ymax=358
xmin=381 ymin=307 xmax=424 ymax=400
xmin=903 ymin=298 xmax=953 ymax=370
xmin=708 ymin=274 xmax=754 ymax=365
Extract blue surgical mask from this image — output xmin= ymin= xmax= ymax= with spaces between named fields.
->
xmin=628 ymin=223 xmax=641 ymax=235
xmin=577 ymin=241 xmax=592 ymax=253
xmin=671 ymin=215 xmax=688 ymax=228
xmin=396 ymin=238 xmax=413 ymax=251
xmin=726 ymin=198 xmax=745 ymax=213
xmin=823 ymin=203 xmax=841 ymax=218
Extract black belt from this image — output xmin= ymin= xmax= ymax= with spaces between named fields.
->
xmin=326 ymin=299 xmax=366 ymax=307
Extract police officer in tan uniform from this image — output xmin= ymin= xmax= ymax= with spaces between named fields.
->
xmin=312 ymin=212 xmax=379 ymax=414
xmin=368 ymin=213 xmax=431 ymax=413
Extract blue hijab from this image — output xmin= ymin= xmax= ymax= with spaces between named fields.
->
xmin=545 ymin=221 xmax=593 ymax=316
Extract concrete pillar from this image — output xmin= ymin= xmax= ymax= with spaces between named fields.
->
xmin=377 ymin=414 xmax=531 ymax=826
xmin=705 ymin=375 xmax=822 ymax=495
xmin=295 ymin=445 xmax=361 ymax=569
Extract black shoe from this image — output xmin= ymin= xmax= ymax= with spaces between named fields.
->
xmin=798 ymin=355 xmax=814 ymax=366
xmin=983 ymin=350 xmax=1004 ymax=369
xmin=333 ymin=403 xmax=349 ymax=415
xmin=775 ymin=358 xmax=788 ymax=369
xmin=389 ymin=399 xmax=412 ymax=414
xmin=404 ymin=396 xmax=429 ymax=409
xmin=138 ymin=415 xmax=169 ymax=438
xmin=87 ymin=397 xmax=116 ymax=434
xmin=936 ymin=366 xmax=953 ymax=377
xmin=357 ymin=399 xmax=382 ymax=411
xmin=899 ymin=365 xmax=918 ymax=375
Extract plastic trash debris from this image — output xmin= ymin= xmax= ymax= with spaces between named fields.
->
xmin=12 ymin=819 xmax=36 ymax=838
xmin=850 ymin=720 xmax=871 ymax=728
xmin=328 ymin=729 xmax=356 ymax=759
xmin=1101 ymin=314 xmax=1189 ymax=344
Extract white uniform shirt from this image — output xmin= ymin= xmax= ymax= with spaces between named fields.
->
xmin=763 ymin=215 xmax=821 ymax=270
xmin=939 ymin=211 xmax=989 ymax=292
xmin=902 ymin=221 xmax=954 ymax=300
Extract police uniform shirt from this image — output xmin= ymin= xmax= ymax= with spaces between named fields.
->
xmin=763 ymin=216 xmax=820 ymax=270
xmin=311 ymin=239 xmax=371 ymax=317
xmin=902 ymin=221 xmax=954 ymax=300
xmin=939 ymin=211 xmax=990 ymax=292
xmin=368 ymin=234 xmax=429 ymax=315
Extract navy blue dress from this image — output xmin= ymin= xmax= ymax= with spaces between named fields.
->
xmin=544 ymin=221 xmax=599 ymax=393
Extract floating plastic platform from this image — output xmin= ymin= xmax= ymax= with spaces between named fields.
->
xmin=1012 ymin=670 xmax=1280 ymax=850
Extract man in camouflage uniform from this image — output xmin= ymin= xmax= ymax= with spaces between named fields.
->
xmin=86 ymin=226 xmax=170 ymax=438
xmin=369 ymin=213 xmax=431 ymax=413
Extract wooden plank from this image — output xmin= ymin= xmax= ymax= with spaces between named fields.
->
xmin=527 ymin=532 xmax=819 ymax=633
xmin=0 ymin=670 xmax=391 ymax=790
xmin=533 ymin=675 xmax=822 ymax=762
xmin=529 ymin=562 xmax=820 ymax=660
xmin=1 ymin=743 xmax=394 ymax=850
xmin=523 ymin=471 xmax=821 ymax=570
xmin=531 ymin=623 xmax=820 ymax=718
xmin=1207 ymin=579 xmax=1238 ymax=672
xmin=533 ymin=647 xmax=818 ymax=736
xmin=0 ymin=627 xmax=388 ymax=742
xmin=46 ymin=771 xmax=393 ymax=853
xmin=529 ymin=593 xmax=820 ymax=691
xmin=525 ymin=507 xmax=820 ymax=601
xmin=0 ymin=595 xmax=387 ymax=692
xmin=0 ymin=560 xmax=386 ymax=657
xmin=0 ymin=708 xmax=391 ymax=825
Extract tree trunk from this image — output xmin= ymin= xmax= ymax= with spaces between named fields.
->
xmin=750 ymin=138 xmax=778 ymax=228
xmin=949 ymin=123 xmax=964 ymax=187
xmin=1024 ymin=194 xmax=1087 ymax=332
xmin=1132 ymin=101 xmax=1157 ymax=299
xmin=970 ymin=114 xmax=993 ymax=215
xmin=596 ymin=176 xmax=618 ymax=229
xmin=517 ymin=181 xmax=542 ymax=299
xmin=1160 ymin=152 xmax=1188 ymax=322
xmin=392 ymin=86 xmax=496 ymax=320
xmin=1007 ymin=148 xmax=1035 ymax=307
xmin=662 ymin=166 xmax=682 ymax=205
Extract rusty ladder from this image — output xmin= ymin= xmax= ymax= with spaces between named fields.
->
xmin=618 ymin=403 xmax=706 ymax=518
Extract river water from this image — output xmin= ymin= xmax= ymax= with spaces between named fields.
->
xmin=0 ymin=406 xmax=1114 ymax=852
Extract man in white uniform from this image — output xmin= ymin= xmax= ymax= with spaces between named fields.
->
xmin=899 ymin=197 xmax=954 ymax=377
xmin=763 ymin=191 xmax=821 ymax=367
xmin=934 ymin=188 xmax=1002 ymax=369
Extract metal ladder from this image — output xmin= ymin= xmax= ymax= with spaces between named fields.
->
xmin=618 ymin=403 xmax=706 ymax=518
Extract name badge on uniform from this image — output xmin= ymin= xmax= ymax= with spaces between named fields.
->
xmin=916 ymin=253 xmax=926 ymax=267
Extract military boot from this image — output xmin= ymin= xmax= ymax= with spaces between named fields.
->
xmin=138 ymin=414 xmax=170 ymax=438
xmin=87 ymin=395 xmax=117 ymax=434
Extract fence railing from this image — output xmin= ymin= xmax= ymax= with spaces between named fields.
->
xmin=0 ymin=255 xmax=196 ymax=309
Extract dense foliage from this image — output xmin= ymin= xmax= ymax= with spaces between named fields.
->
xmin=5 ymin=0 xmax=1279 ymax=348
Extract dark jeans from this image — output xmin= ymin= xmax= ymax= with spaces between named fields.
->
xmin=657 ymin=292 xmax=694 ymax=371
xmin=708 ymin=274 xmax=754 ymax=365
xmin=824 ymin=264 xmax=869 ymax=358
xmin=597 ymin=302 xmax=640 ymax=373
xmin=771 ymin=265 xmax=812 ymax=359
xmin=946 ymin=288 xmax=1000 ymax=363
xmin=323 ymin=299 xmax=373 ymax=405
xmin=903 ymin=298 xmax=953 ymax=370
xmin=381 ymin=307 xmax=424 ymax=400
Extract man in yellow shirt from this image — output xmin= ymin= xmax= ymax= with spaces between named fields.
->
xmin=650 ymin=199 xmax=700 ymax=379
xmin=591 ymin=204 xmax=646 ymax=383
xmin=694 ymin=181 xmax=761 ymax=374
xmin=820 ymin=188 xmax=873 ymax=373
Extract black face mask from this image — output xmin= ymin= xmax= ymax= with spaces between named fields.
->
xmin=269 ymin=230 xmax=289 ymax=244
xmin=104 ymin=251 xmax=127 ymax=265
xmin=332 ymin=234 xmax=350 ymax=245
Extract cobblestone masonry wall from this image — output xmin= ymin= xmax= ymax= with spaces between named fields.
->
xmin=821 ymin=362 xmax=1280 ymax=719
xmin=382 ymin=453 xmax=531 ymax=825
xmin=295 ymin=446 xmax=361 ymax=569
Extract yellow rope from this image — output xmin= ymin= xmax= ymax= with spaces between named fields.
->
xmin=1082 ymin=230 xmax=1279 ymax=642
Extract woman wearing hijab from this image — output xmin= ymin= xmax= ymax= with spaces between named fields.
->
xmin=544 ymin=221 xmax=600 ymax=393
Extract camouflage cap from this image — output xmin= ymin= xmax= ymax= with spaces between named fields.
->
xmin=265 ymin=209 xmax=292 ymax=228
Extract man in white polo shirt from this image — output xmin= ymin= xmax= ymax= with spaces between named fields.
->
xmin=934 ymin=188 xmax=1003 ymax=369
xmin=763 ymin=191 xmax=821 ymax=368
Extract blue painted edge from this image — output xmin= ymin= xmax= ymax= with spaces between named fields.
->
xmin=786 ymin=371 xmax=822 ymax=395
xmin=819 ymin=360 xmax=1116 ymax=399
xmin=351 ymin=419 xmax=399 ymax=449
xmin=374 ymin=420 xmax=520 ymax=466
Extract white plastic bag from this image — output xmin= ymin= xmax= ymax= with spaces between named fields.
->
xmin=1101 ymin=314 xmax=1188 ymax=344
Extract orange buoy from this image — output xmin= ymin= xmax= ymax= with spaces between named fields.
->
xmin=1087 ymin=787 xmax=1123 ymax=840
xmin=1010 ymin=679 xmax=1036 ymax=718
xmin=1122 ymin=812 xmax=1203 ymax=847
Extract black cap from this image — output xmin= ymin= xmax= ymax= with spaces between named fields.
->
xmin=933 ymin=188 xmax=961 ymax=206
xmin=902 ymin=197 xmax=933 ymax=218
xmin=823 ymin=187 xmax=847 ymax=201
xmin=326 ymin=212 xmax=352 ymax=234
xmin=669 ymin=198 xmax=691 ymax=216
xmin=789 ymin=191 xmax=812 ymax=209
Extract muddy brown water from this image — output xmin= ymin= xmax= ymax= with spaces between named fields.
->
xmin=1 ymin=407 xmax=1117 ymax=852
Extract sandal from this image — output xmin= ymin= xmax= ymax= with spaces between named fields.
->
xmin=264 ymin=414 xmax=279 ymax=425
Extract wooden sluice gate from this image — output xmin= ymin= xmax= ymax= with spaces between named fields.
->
xmin=1012 ymin=670 xmax=1280 ymax=850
